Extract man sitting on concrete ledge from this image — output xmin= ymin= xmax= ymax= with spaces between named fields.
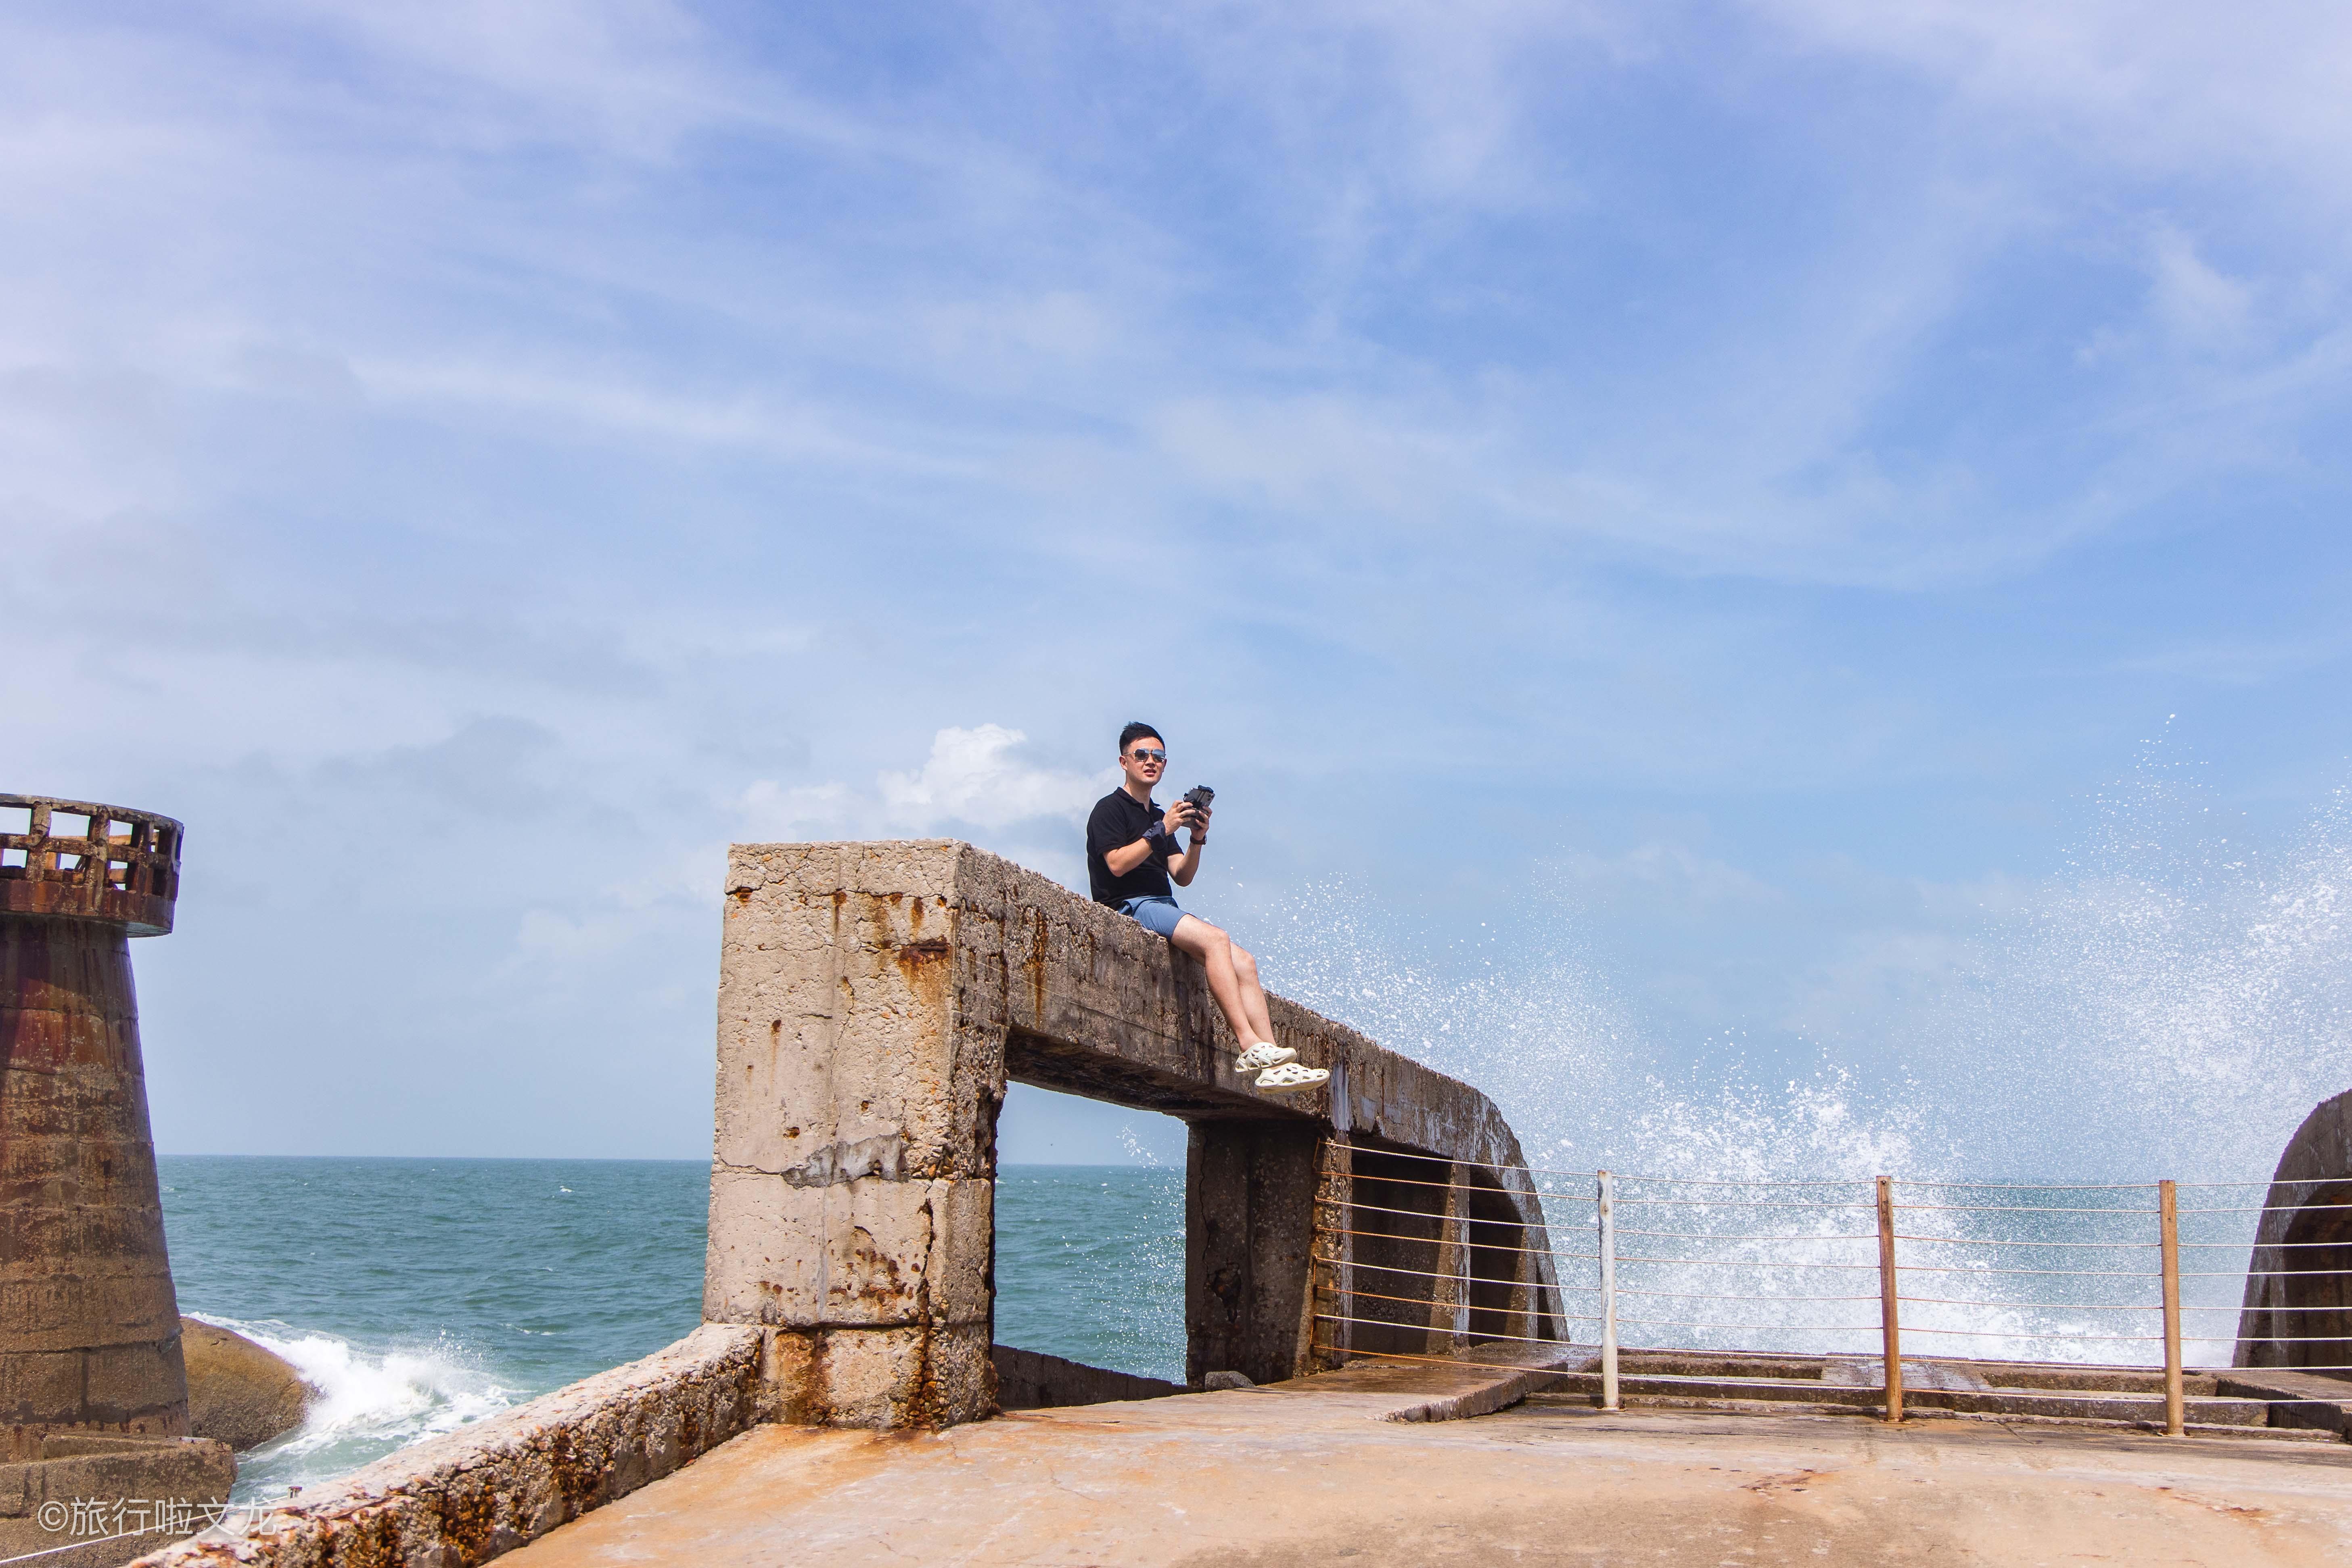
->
xmin=1087 ymin=720 xmax=1328 ymax=1095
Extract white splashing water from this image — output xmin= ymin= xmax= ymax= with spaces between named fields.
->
xmin=1261 ymin=883 xmax=1931 ymax=1185
xmin=1925 ymin=753 xmax=2352 ymax=1182
xmin=1250 ymin=746 xmax=2352 ymax=1364
xmin=1117 ymin=1122 xmax=1168 ymax=1169
xmin=190 ymin=1314 xmax=516 ymax=1503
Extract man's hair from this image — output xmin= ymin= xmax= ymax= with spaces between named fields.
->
xmin=1118 ymin=721 xmax=1163 ymax=755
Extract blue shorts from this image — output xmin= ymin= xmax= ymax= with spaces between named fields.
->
xmin=1119 ymin=895 xmax=1187 ymax=939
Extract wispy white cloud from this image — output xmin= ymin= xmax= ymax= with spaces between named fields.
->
xmin=2147 ymin=228 xmax=2255 ymax=352
xmin=10 ymin=0 xmax=2349 ymax=601
xmin=876 ymin=725 xmax=1109 ymax=829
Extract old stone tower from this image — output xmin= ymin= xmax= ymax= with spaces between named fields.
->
xmin=1 ymin=794 xmax=192 ymax=1453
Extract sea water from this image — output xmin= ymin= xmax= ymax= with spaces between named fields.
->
xmin=158 ymin=1158 xmax=1182 ymax=1503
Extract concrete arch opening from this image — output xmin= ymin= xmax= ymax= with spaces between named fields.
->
xmin=1004 ymin=1018 xmax=1330 ymax=1390
xmin=989 ymin=1085 xmax=1186 ymax=1402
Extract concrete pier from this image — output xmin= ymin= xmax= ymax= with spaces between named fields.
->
xmin=705 ymin=839 xmax=1565 ymax=1426
xmin=134 ymin=840 xmax=1578 ymax=1568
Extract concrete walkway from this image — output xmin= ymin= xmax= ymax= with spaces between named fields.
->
xmin=500 ymin=1378 xmax=2352 ymax=1568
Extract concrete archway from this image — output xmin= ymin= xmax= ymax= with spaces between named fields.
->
xmin=702 ymin=840 xmax=1569 ymax=1427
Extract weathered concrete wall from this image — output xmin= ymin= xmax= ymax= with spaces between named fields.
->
xmin=1 ymin=916 xmax=189 ymax=1457
xmin=702 ymin=843 xmax=997 ymax=1430
xmin=2236 ymin=1087 xmax=2352 ymax=1376
xmin=1334 ymin=1146 xmax=1553 ymax=1367
xmin=707 ymin=840 xmax=1565 ymax=1427
xmin=1187 ymin=1121 xmax=1323 ymax=1385
xmin=132 ymin=1325 xmax=767 ymax=1568
xmin=991 ymin=1347 xmax=1180 ymax=1409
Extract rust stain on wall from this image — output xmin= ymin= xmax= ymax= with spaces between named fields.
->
xmin=1024 ymin=909 xmax=1049 ymax=1027
xmin=893 ymin=936 xmax=952 ymax=1018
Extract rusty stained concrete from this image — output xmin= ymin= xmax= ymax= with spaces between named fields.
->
xmin=2 ymin=793 xmax=191 ymax=1463
xmin=705 ymin=840 xmax=1566 ymax=1428
xmin=0 ymin=794 xmax=184 ymax=938
xmin=493 ymin=1382 xmax=2352 ymax=1568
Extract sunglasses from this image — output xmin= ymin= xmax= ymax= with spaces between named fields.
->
xmin=1129 ymin=748 xmax=1167 ymax=763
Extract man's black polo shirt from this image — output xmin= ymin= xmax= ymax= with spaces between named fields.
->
xmin=1087 ymin=788 xmax=1175 ymax=906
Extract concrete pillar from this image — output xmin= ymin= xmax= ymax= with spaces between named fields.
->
xmin=1424 ymin=1165 xmax=1473 ymax=1355
xmin=1305 ymin=1133 xmax=1353 ymax=1372
xmin=703 ymin=844 xmax=999 ymax=1429
xmin=0 ymin=797 xmax=188 ymax=1461
xmin=1184 ymin=1122 xmax=1322 ymax=1387
xmin=1463 ymin=1179 xmax=1543 ymax=1345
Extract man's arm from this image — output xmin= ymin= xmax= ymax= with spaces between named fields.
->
xmin=1168 ymin=803 xmax=1208 ymax=886
xmin=1094 ymin=798 xmax=1156 ymax=878
xmin=1105 ymin=801 xmax=1198 ymax=878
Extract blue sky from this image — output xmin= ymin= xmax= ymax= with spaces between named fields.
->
xmin=7 ymin=2 xmax=2349 ymax=1174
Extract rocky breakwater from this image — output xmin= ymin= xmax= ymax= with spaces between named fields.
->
xmin=180 ymin=1322 xmax=313 ymax=1454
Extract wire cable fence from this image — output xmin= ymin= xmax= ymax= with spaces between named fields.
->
xmin=1307 ymin=1144 xmax=2352 ymax=1434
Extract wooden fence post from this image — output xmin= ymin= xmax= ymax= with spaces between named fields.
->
xmin=1598 ymin=1170 xmax=1619 ymax=1411
xmin=2160 ymin=1178 xmax=2184 ymax=1437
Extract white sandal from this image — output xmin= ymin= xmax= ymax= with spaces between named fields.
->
xmin=1234 ymin=1042 xmax=1297 ymax=1072
xmin=1254 ymin=1062 xmax=1328 ymax=1095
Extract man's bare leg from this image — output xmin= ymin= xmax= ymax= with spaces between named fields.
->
xmin=1170 ymin=915 xmax=1267 ymax=1047
xmin=1229 ymin=940 xmax=1276 ymax=1044
xmin=1173 ymin=918 xmax=1325 ymax=1094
